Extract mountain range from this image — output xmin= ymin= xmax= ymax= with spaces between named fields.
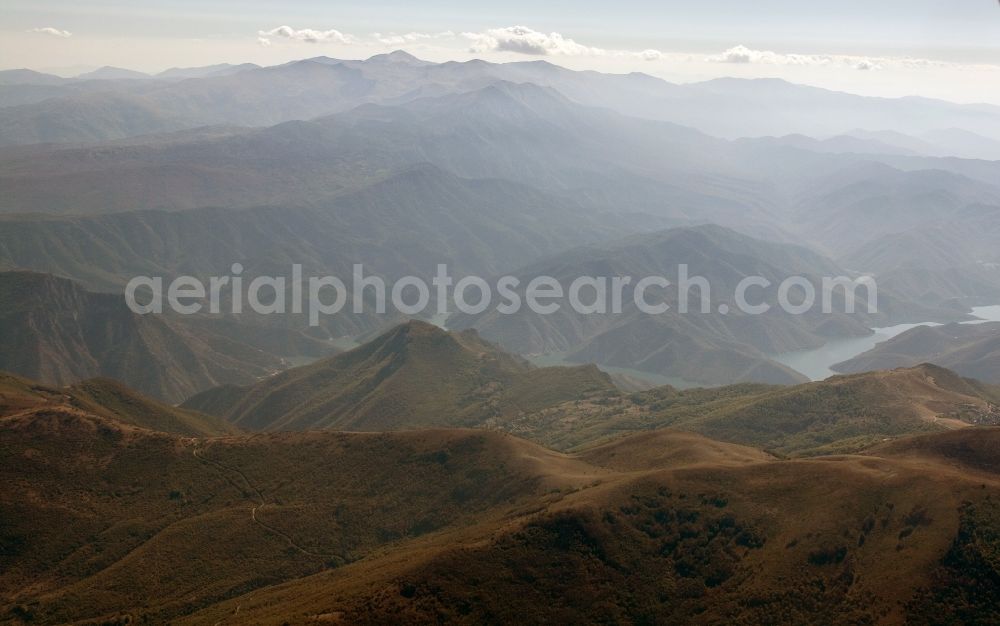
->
xmin=4 ymin=53 xmax=1000 ymax=145
xmin=1 ymin=52 xmax=998 ymax=391
xmin=448 ymin=224 xmax=965 ymax=385
xmin=5 ymin=45 xmax=1000 ymax=626
xmin=2 ymin=57 xmax=998 ymax=314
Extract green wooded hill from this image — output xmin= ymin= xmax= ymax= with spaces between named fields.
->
xmin=499 ymin=363 xmax=1000 ymax=456
xmin=183 ymin=320 xmax=616 ymax=431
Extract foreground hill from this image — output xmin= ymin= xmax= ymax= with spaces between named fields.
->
xmin=498 ymin=364 xmax=1000 ymax=455
xmin=0 ymin=408 xmax=606 ymax=623
xmin=834 ymin=322 xmax=1000 ymax=384
xmin=184 ymin=427 xmax=1000 ymax=625
xmin=3 ymin=390 xmax=999 ymax=623
xmin=0 ymin=271 xmax=331 ymax=402
xmin=184 ymin=320 xmax=616 ymax=431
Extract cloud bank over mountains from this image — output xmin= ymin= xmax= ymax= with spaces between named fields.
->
xmin=257 ymin=24 xmax=663 ymax=60
xmin=707 ymin=44 xmax=1000 ymax=73
xmin=462 ymin=25 xmax=663 ymax=60
xmin=257 ymin=26 xmax=358 ymax=46
xmin=253 ymin=24 xmax=997 ymax=76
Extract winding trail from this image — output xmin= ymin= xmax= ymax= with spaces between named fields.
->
xmin=192 ymin=446 xmax=342 ymax=560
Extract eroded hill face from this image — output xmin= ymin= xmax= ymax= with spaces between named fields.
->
xmin=4 ymin=392 xmax=998 ymax=625
xmin=0 ymin=271 xmax=332 ymax=403
xmin=183 ymin=320 xmax=616 ymax=431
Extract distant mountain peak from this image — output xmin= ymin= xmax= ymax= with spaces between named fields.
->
xmin=367 ymin=50 xmax=430 ymax=65
xmin=76 ymin=65 xmax=151 ymax=80
xmin=156 ymin=63 xmax=261 ymax=79
xmin=300 ymin=55 xmax=343 ymax=66
xmin=379 ymin=318 xmax=451 ymax=344
xmin=0 ymin=68 xmax=66 ymax=86
xmin=465 ymin=80 xmax=568 ymax=106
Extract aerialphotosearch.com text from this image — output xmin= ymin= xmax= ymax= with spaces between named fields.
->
xmin=124 ymin=263 xmax=878 ymax=325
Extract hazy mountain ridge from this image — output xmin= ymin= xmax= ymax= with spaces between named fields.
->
xmin=2 ymin=72 xmax=998 ymax=308
xmin=0 ymin=164 xmax=636 ymax=292
xmin=834 ymin=322 xmax=1000 ymax=383
xmin=3 ymin=53 xmax=1000 ymax=146
xmin=0 ymin=80 xmax=773 ymax=226
xmin=836 ymin=204 xmax=1000 ymax=306
xmin=447 ymin=224 xmax=964 ymax=385
xmin=0 ymin=271 xmax=333 ymax=402
xmin=1 ymin=56 xmax=997 ymax=393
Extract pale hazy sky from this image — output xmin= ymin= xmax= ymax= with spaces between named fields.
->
xmin=4 ymin=0 xmax=1000 ymax=103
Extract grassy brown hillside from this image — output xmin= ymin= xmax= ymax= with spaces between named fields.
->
xmin=183 ymin=320 xmax=616 ymax=431
xmin=0 ymin=409 xmax=607 ymax=624
xmin=498 ymin=364 xmax=1000 ymax=455
xmin=179 ymin=428 xmax=1000 ymax=625
xmin=4 ymin=380 xmax=1000 ymax=624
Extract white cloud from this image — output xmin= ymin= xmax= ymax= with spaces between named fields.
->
xmin=29 ymin=27 xmax=72 ymax=38
xmin=464 ymin=26 xmax=600 ymax=56
xmin=707 ymin=45 xmax=837 ymax=66
xmin=257 ymin=26 xmax=358 ymax=46
xmin=462 ymin=26 xmax=662 ymax=60
xmin=373 ymin=31 xmax=454 ymax=45
xmin=707 ymin=44 xmax=996 ymax=73
xmin=256 ymin=25 xmax=452 ymax=48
